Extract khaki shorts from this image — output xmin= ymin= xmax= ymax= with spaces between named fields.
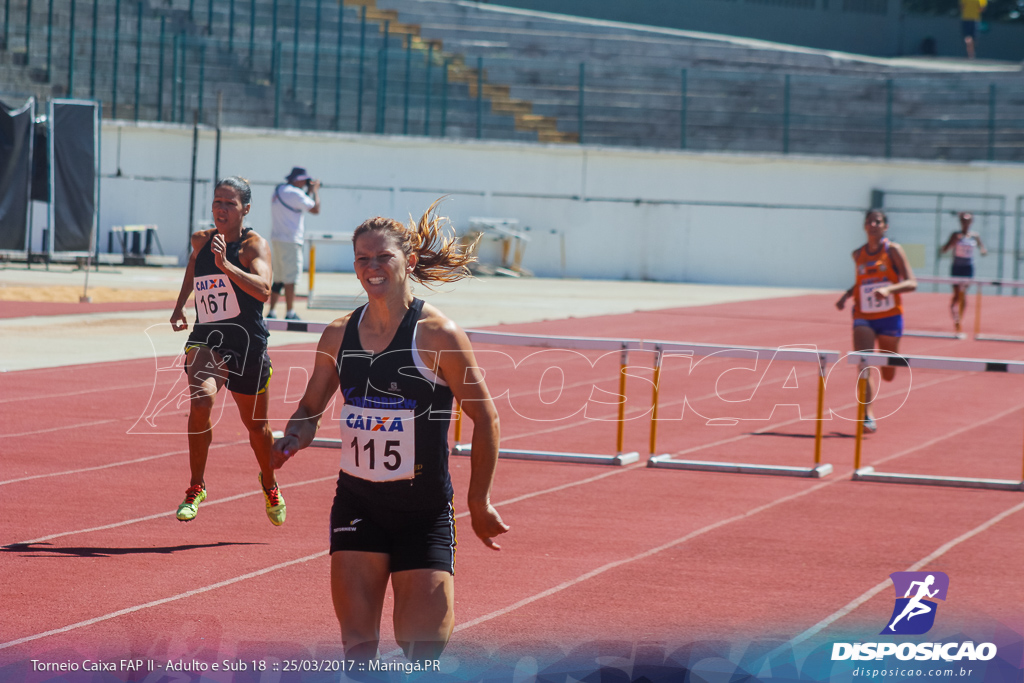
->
xmin=271 ymin=240 xmax=303 ymax=285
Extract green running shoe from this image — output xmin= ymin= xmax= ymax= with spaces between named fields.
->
xmin=176 ymin=484 xmax=207 ymax=522
xmin=259 ymin=473 xmax=286 ymax=526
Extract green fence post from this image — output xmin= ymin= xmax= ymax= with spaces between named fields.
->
xmin=45 ymin=0 xmax=52 ymax=79
xmin=157 ymin=17 xmax=166 ymax=121
xmin=402 ymin=35 xmax=411 ymax=135
xmin=885 ymin=78 xmax=893 ymax=158
xmin=577 ymin=62 xmax=584 ymax=144
xmin=248 ymin=0 xmax=255 ymax=64
xmin=376 ymin=21 xmax=389 ymax=134
xmin=424 ymin=44 xmax=433 ymax=136
xmin=228 ymin=0 xmax=235 ymax=51
xmin=67 ymin=0 xmax=76 ymax=95
xmin=112 ymin=0 xmax=121 ymax=118
xmin=356 ymin=5 xmax=365 ymax=132
xmin=334 ymin=0 xmax=343 ymax=130
xmin=90 ymin=0 xmax=98 ymax=95
xmin=45 ymin=0 xmax=52 ymax=78
xmin=178 ymin=33 xmax=187 ymax=122
xmin=782 ymin=73 xmax=791 ymax=154
xmin=312 ymin=0 xmax=321 ymax=118
xmin=171 ymin=34 xmax=179 ymax=121
xmin=134 ymin=2 xmax=142 ymax=121
xmin=3 ymin=0 xmax=10 ymax=54
xmin=680 ymin=68 xmax=687 ymax=149
xmin=188 ymin=0 xmax=193 ymax=20
xmin=291 ymin=0 xmax=299 ymax=92
xmin=988 ymin=83 xmax=996 ymax=162
xmin=441 ymin=57 xmax=448 ymax=137
xmin=24 ymin=0 xmax=31 ymax=65
xmin=275 ymin=41 xmax=282 ymax=127
xmin=271 ymin=0 xmax=277 ymax=59
xmin=476 ymin=56 xmax=482 ymax=139
xmin=198 ymin=39 xmax=206 ymax=123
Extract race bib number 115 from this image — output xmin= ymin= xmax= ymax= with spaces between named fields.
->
xmin=339 ymin=405 xmax=416 ymax=482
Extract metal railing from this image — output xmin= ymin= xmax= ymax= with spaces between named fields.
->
xmin=3 ymin=4 xmax=1023 ymax=158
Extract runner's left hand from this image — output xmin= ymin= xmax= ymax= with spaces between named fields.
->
xmin=470 ymin=503 xmax=510 ymax=550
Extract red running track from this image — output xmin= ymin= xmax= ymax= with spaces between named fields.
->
xmin=2 ymin=292 xmax=1023 ymax=681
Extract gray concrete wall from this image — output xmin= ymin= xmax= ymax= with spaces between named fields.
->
xmin=66 ymin=119 xmax=1024 ymax=290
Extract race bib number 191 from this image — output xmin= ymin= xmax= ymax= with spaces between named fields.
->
xmin=339 ymin=405 xmax=416 ymax=482
xmin=194 ymin=274 xmax=240 ymax=323
xmin=859 ymin=281 xmax=895 ymax=315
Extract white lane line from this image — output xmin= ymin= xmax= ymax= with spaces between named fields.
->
xmin=782 ymin=496 xmax=1024 ymax=653
xmin=1 ymin=467 xmax=639 ymax=650
xmin=0 ymin=550 xmax=330 ymax=651
xmin=0 ymin=441 xmax=245 ymax=487
xmin=2 ymin=419 xmax=122 ymax=439
xmin=0 ymin=382 xmax=155 ymax=405
xmin=453 ymin=477 xmax=836 ymax=634
xmin=869 ymin=401 xmax=1024 ymax=469
xmin=6 ymin=475 xmax=339 ymax=546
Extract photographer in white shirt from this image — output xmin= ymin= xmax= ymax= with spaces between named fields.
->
xmin=268 ymin=166 xmax=321 ymax=320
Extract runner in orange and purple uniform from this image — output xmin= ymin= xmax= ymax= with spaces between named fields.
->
xmin=835 ymin=209 xmax=917 ymax=433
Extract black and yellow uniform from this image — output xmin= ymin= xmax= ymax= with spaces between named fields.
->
xmin=185 ymin=229 xmax=272 ymax=395
xmin=329 ymin=298 xmax=457 ymax=572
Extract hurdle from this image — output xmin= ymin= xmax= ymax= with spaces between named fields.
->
xmin=266 ymin=320 xmax=641 ymax=465
xmin=646 ymin=343 xmax=839 ymax=478
xmin=451 ymin=330 xmax=642 ymax=466
xmin=911 ymin=275 xmax=1024 ymax=343
xmin=304 ymin=232 xmax=365 ymax=310
xmin=849 ymin=351 xmax=1024 ymax=491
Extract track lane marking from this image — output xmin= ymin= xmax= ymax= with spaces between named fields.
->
xmin=778 ymin=495 xmax=1024 ymax=655
xmin=5 ymin=475 xmax=339 ymax=546
xmin=0 ymin=441 xmax=246 ymax=487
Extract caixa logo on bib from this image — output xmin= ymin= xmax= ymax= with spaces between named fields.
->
xmin=883 ymin=571 xmax=948 ymax=635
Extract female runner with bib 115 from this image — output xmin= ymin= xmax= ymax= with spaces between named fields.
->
xmin=271 ymin=200 xmax=509 ymax=663
xmin=835 ymin=209 xmax=917 ymax=433
xmin=169 ymin=177 xmax=285 ymax=526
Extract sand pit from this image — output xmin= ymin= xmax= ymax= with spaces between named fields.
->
xmin=0 ymin=284 xmax=179 ymax=303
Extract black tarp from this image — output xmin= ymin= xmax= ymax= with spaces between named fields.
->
xmin=50 ymin=100 xmax=97 ymax=254
xmin=0 ymin=98 xmax=35 ymax=252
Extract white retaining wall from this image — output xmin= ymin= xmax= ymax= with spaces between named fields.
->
xmin=63 ymin=120 xmax=1024 ymax=289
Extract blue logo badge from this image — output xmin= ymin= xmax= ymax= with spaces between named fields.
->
xmin=882 ymin=572 xmax=949 ymax=635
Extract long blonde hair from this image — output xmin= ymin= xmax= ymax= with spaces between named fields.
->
xmin=353 ymin=199 xmax=477 ymax=285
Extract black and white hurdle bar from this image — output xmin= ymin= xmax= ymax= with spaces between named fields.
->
xmin=266 ymin=319 xmax=641 ymax=466
xmin=909 ymin=275 xmax=1024 ymax=342
xmin=848 ymin=351 xmax=1024 ymax=491
xmin=645 ymin=343 xmax=839 ymax=478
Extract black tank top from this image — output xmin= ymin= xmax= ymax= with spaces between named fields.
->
xmin=188 ymin=228 xmax=269 ymax=352
xmin=335 ymin=298 xmax=455 ymax=511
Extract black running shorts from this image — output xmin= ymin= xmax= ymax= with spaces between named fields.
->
xmin=329 ymin=481 xmax=456 ymax=574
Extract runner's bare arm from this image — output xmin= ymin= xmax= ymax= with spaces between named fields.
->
xmin=430 ymin=317 xmax=509 ymax=550
xmin=941 ymin=232 xmax=958 ymax=253
xmin=874 ymin=243 xmax=917 ymax=300
xmin=216 ymin=232 xmax=273 ymax=301
xmin=170 ymin=230 xmax=213 ymax=331
xmin=272 ymin=318 xmax=349 ymax=468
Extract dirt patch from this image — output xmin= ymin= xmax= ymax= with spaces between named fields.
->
xmin=0 ymin=284 xmax=180 ymax=303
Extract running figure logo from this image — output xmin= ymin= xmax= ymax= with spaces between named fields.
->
xmin=882 ymin=572 xmax=949 ymax=635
